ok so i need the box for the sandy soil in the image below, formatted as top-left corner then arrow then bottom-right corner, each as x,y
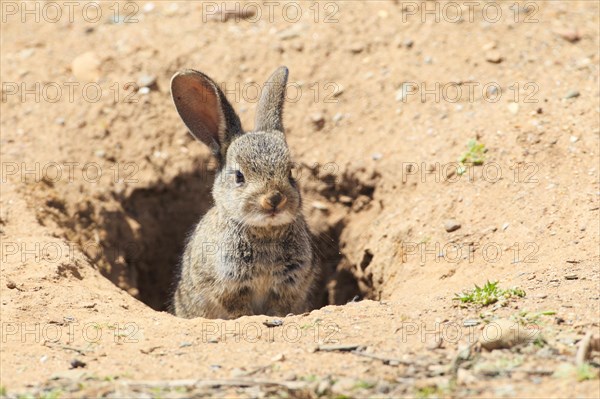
1,1 -> 599,397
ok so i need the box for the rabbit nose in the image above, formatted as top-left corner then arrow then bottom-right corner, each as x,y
261,191 -> 286,210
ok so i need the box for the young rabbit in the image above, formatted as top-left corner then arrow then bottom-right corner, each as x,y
170,66 -> 316,319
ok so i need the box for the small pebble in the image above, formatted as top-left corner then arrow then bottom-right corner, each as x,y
444,219 -> 461,233
371,153 -> 383,161
564,90 -> 580,99
507,103 -> 519,115
349,43 -> 365,54
137,74 -> 157,89
339,195 -> 353,205
564,274 -> 578,280
311,201 -> 329,211
142,2 -> 155,12
310,113 -> 325,131
463,319 -> 480,327
555,28 -> 581,43
263,319 -> 283,327
271,353 -> 285,362
485,51 -> 503,63
70,359 -> 86,369
502,222 -> 510,231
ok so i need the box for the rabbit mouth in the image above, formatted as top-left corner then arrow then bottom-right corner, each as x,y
245,210 -> 295,227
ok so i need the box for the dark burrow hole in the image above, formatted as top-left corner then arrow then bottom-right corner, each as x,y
98,162 -> 367,312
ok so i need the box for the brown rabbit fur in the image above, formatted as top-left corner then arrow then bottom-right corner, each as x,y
170,67 -> 316,319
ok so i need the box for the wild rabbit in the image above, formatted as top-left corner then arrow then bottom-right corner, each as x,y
170,66 -> 316,319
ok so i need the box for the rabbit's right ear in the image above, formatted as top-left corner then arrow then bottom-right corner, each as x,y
171,70 -> 243,161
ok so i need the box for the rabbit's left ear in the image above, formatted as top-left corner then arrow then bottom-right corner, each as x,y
254,66 -> 289,133
171,69 -> 243,162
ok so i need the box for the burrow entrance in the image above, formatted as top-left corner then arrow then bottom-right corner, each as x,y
52,160 -> 379,312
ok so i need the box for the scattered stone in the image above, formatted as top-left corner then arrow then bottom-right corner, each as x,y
332,112 -> 344,123
482,41 -> 497,51
6,279 -> 16,289
480,319 -> 537,351
179,342 -> 192,348
20,48 -> 35,59
349,43 -> 365,54
317,344 -> 361,352
570,136 -> 579,143
138,87 -> 151,95
137,74 -> 157,90
371,152 -> 383,161
310,113 -> 325,131
564,274 -> 578,280
311,201 -> 329,211
55,117 -> 65,126
403,38 -> 414,48
271,353 -> 285,362
338,195 -> 353,205
555,28 -> 581,43
502,222 -> 510,231
263,319 -> 283,327
564,90 -> 580,99
277,25 -> 302,40
142,2 -> 155,13
485,51 -> 503,63
444,219 -> 461,233
230,368 -> 246,377
463,319 -> 480,327
395,83 -> 413,102
72,52 -> 101,81
507,103 -> 519,115
69,359 -> 86,369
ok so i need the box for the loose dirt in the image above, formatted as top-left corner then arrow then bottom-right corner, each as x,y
1,1 -> 599,397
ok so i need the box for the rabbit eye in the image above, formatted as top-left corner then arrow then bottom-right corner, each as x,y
235,170 -> 245,185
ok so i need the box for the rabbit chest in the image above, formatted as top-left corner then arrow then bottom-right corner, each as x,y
216,232 -> 310,308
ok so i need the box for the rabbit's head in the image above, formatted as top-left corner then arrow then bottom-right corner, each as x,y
171,67 -> 301,227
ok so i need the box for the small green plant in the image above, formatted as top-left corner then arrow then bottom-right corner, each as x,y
457,139 -> 486,175
0,386 -> 6,396
301,375 -> 318,382
38,389 -> 62,399
577,364 -> 599,381
354,380 -> 375,390
415,386 -> 443,398
454,280 -> 525,306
